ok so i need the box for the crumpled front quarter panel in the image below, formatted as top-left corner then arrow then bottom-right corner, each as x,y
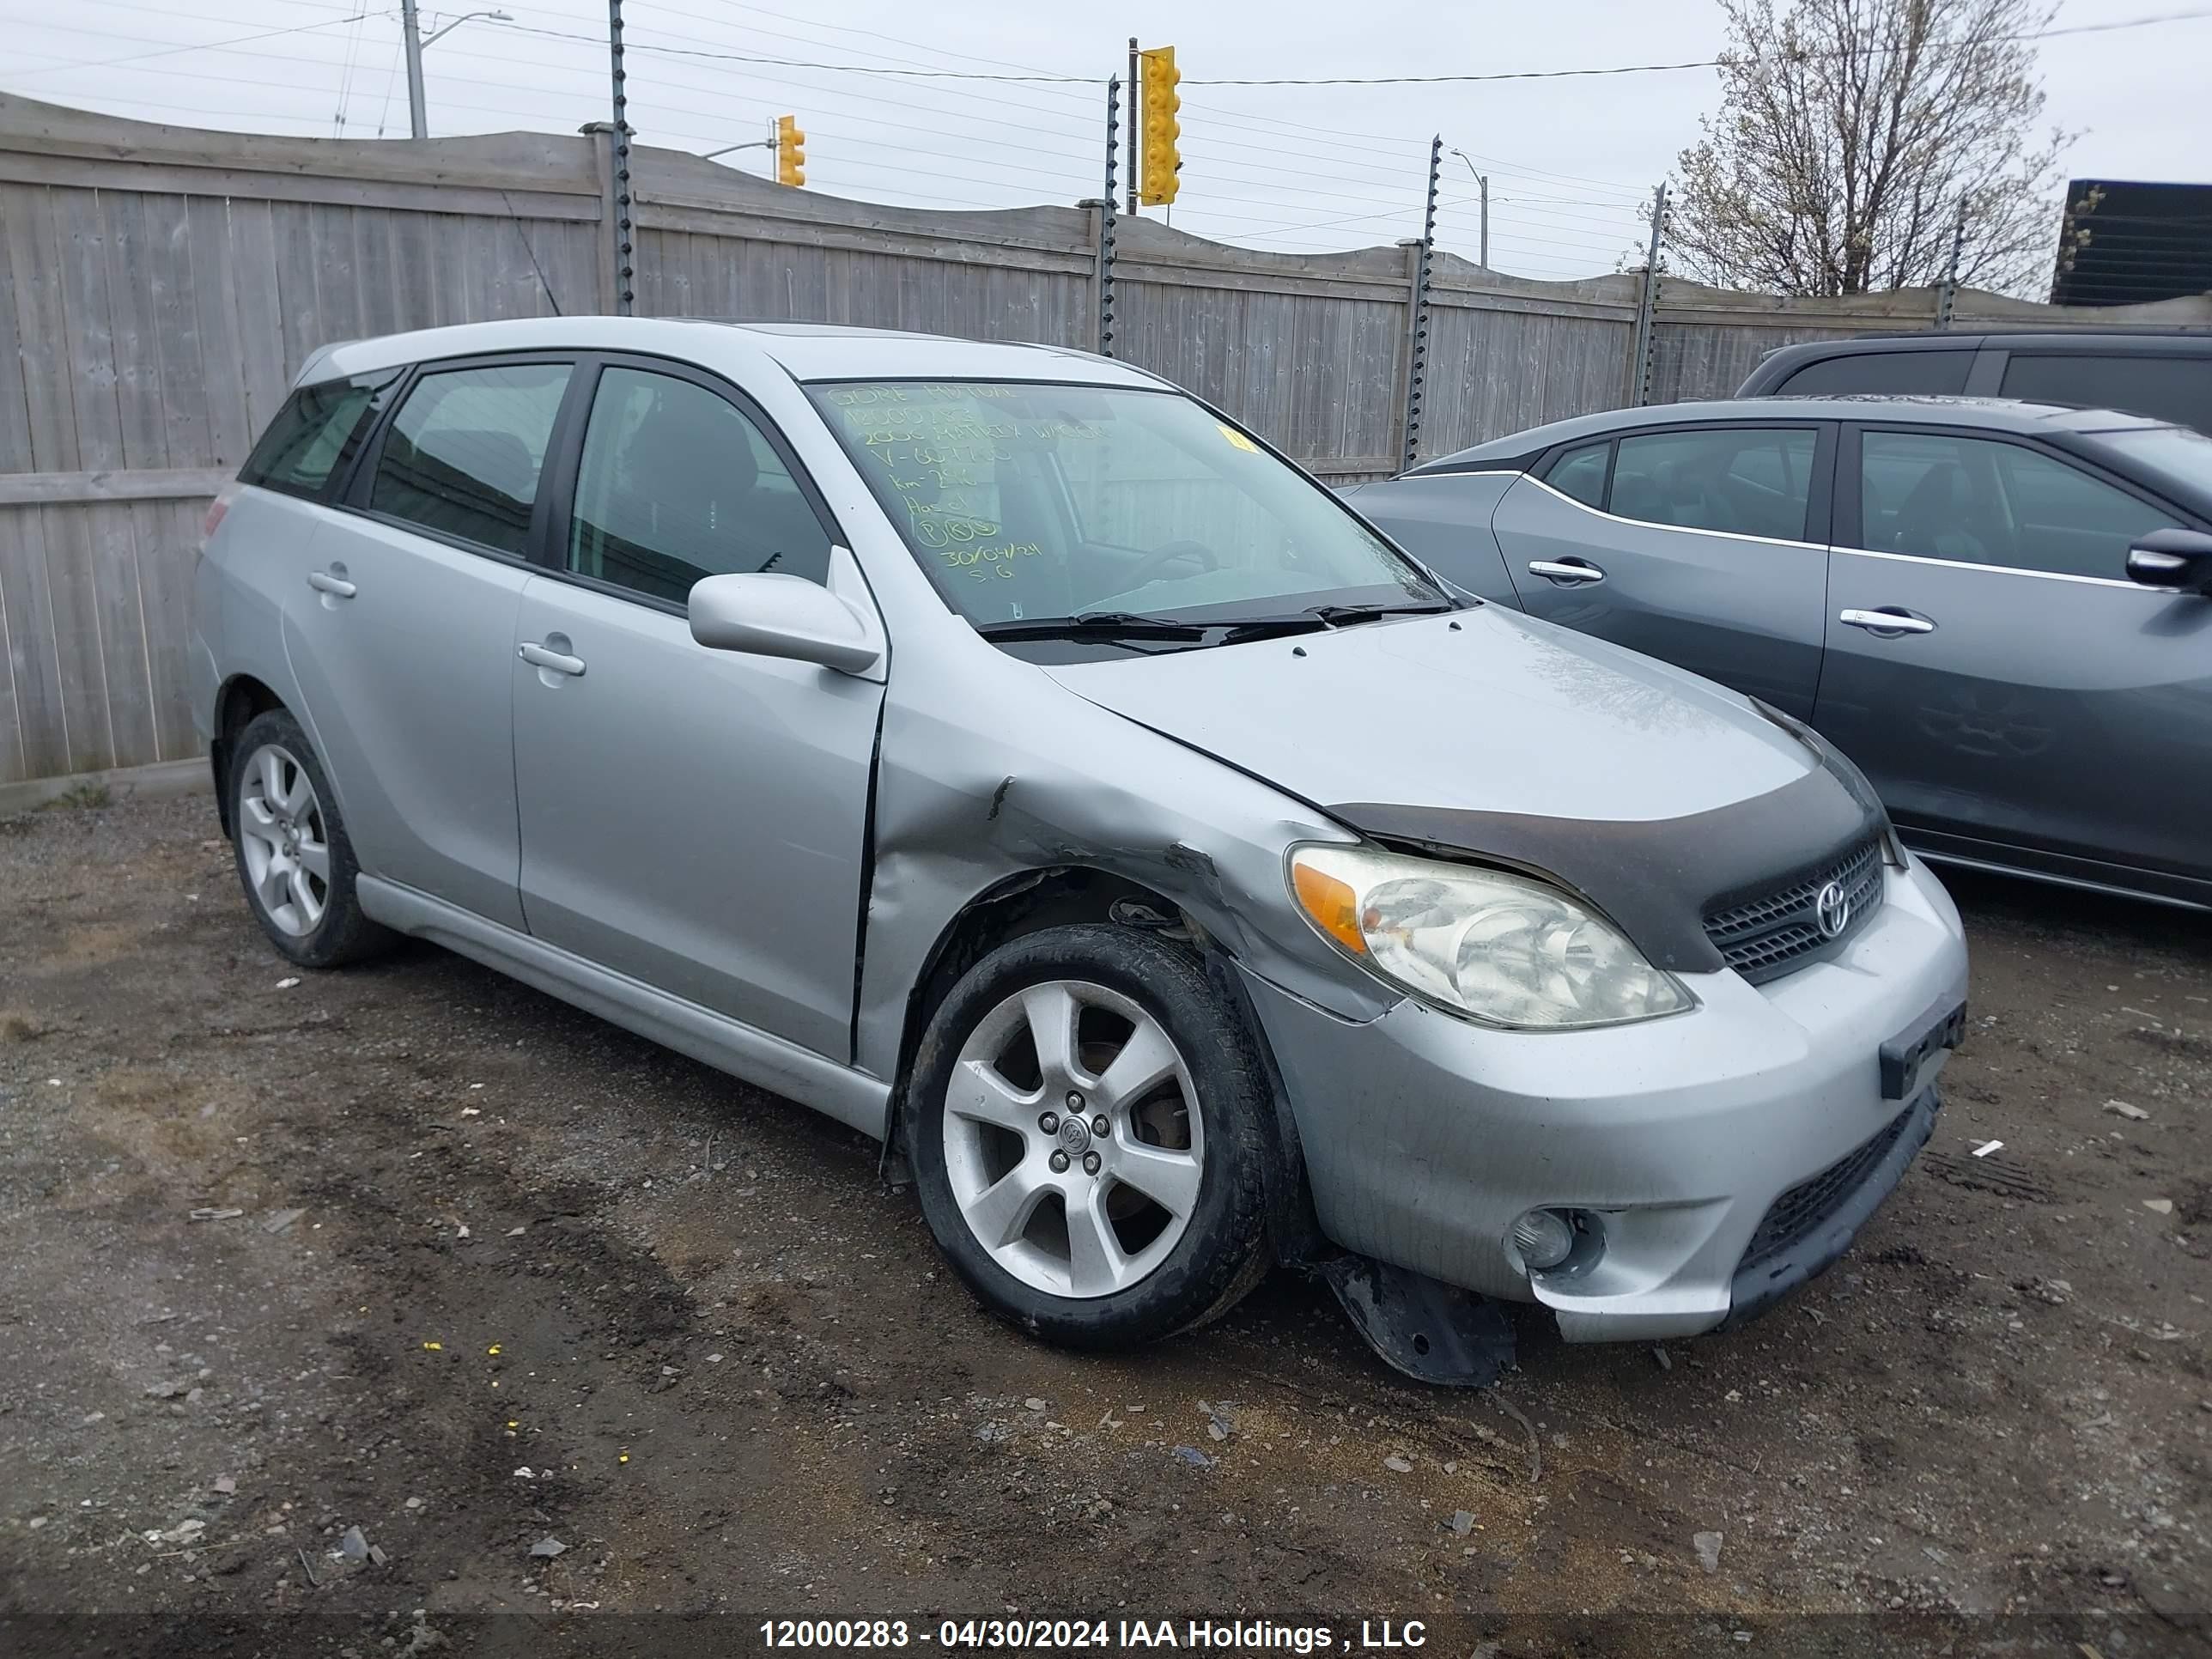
854,639 -> 1389,1086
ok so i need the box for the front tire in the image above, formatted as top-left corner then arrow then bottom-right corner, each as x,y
228,709 -> 393,969
905,923 -> 1274,1350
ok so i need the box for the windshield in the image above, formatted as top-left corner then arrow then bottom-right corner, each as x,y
2094,423 -> 2212,502
807,380 -> 1441,629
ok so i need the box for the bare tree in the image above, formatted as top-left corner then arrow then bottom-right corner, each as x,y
1670,0 -> 2071,298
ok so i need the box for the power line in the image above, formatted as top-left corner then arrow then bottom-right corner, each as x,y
1178,7 -> 2212,83
4,9 -> 375,78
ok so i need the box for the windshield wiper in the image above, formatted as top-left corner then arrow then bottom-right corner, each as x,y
1211,600 -> 1458,645
975,610 -> 1212,642
1304,600 -> 1459,626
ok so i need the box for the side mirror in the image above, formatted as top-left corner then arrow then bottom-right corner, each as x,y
2126,527 -> 2212,595
689,562 -> 884,675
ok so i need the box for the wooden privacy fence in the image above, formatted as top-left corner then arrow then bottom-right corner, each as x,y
2,93 -> 2208,790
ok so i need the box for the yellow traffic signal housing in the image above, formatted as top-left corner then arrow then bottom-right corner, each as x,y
1138,46 -> 1180,206
775,114 -> 806,187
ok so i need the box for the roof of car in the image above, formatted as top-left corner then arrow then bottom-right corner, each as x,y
1760,328 -> 2212,352
305,315 -> 1169,392
1413,395 -> 2179,473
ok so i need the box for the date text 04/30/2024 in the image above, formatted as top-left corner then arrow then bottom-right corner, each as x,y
758,1619 -> 1431,1650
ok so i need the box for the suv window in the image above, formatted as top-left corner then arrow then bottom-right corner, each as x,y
1775,349 -> 1972,396
1544,441 -> 1609,508
568,367 -> 835,604
369,362 -> 572,556
240,376 -> 384,498
1609,428 -> 1816,540
1999,354 -> 2212,434
1859,430 -> 2169,579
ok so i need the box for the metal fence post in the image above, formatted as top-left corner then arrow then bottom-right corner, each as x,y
1395,135 -> 1442,475
1935,201 -> 1966,330
607,0 -> 635,315
1630,181 -> 1667,405
1093,76 -> 1121,357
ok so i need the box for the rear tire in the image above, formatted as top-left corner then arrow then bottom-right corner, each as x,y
228,709 -> 394,969
905,923 -> 1274,1350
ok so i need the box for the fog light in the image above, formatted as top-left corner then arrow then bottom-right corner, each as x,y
1511,1208 -> 1578,1272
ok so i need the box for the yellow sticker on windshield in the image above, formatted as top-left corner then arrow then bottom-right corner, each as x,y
1218,423 -> 1261,453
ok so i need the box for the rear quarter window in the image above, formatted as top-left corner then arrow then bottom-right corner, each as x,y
238,376 -> 386,499
1776,349 -> 1973,396
1999,354 -> 2212,434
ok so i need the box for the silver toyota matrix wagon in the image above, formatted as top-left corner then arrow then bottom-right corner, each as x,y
191,319 -> 1969,1379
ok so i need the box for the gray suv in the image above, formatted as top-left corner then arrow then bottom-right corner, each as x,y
192,319 -> 1968,1372
1347,397 -> 2212,912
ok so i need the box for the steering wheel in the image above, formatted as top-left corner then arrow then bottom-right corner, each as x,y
1125,538 -> 1222,589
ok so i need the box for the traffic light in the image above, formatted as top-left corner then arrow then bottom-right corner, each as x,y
775,114 -> 805,187
1138,46 -> 1180,207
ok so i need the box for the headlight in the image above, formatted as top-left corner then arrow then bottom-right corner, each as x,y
1289,843 -> 1692,1030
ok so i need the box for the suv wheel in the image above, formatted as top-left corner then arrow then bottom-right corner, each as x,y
228,709 -> 394,969
906,924 -> 1273,1349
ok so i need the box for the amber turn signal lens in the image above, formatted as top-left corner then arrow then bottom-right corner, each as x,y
1292,860 -> 1368,957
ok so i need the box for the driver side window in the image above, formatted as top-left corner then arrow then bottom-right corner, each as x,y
1858,431 -> 2167,580
568,367 -> 834,605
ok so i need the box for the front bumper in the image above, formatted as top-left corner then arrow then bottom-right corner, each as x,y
1241,855 -> 1969,1342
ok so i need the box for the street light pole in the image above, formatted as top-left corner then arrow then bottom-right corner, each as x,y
399,0 -> 429,140
398,8 -> 512,139
1449,149 -> 1490,269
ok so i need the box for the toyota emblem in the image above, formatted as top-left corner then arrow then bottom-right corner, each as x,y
1814,879 -> 1851,940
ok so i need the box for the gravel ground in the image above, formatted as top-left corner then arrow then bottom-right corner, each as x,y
0,793 -> 2206,1658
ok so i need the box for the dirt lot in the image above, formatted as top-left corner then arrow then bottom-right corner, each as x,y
0,793 -> 2206,1658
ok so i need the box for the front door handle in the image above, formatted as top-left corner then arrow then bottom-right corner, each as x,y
1528,557 -> 1606,586
307,570 -> 356,599
518,641 -> 586,678
1839,606 -> 1936,636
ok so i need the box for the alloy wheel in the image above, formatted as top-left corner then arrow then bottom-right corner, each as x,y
941,979 -> 1205,1299
237,743 -> 331,938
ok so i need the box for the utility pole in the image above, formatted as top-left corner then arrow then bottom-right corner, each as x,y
1125,38 -> 1140,218
399,0 -> 429,140
1935,200 -> 1967,329
1630,181 -> 1667,406
608,0 -> 634,314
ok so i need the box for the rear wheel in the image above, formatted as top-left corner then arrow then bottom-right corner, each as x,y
228,709 -> 393,969
905,924 -> 1273,1349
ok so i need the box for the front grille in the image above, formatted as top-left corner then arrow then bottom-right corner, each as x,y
1703,836 -> 1885,984
1741,1109 -> 1912,1273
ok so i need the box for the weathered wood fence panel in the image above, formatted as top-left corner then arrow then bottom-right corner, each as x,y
3,93 -> 2209,787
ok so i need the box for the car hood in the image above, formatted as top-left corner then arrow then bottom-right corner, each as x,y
1042,606 -> 1887,975
1041,605 -> 1814,823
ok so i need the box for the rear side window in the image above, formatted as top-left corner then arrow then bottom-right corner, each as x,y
370,362 -> 573,556
239,377 -> 382,499
1999,354 -> 2212,434
1544,441 -> 1610,508
1609,428 -> 1817,541
1776,349 -> 1972,396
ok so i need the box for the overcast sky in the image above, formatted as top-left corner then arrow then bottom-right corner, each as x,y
3,0 -> 2206,283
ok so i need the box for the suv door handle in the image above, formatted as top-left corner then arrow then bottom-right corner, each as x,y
307,570 -> 356,599
1528,557 -> 1606,585
1839,606 -> 1936,636
518,641 -> 586,678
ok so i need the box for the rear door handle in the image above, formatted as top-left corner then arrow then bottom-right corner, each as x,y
1528,558 -> 1606,585
1839,606 -> 1936,636
518,641 -> 586,678
307,570 -> 356,599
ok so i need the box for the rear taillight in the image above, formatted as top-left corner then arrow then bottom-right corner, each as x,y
202,483 -> 240,544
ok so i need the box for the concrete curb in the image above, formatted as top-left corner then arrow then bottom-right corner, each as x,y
0,756 -> 213,818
